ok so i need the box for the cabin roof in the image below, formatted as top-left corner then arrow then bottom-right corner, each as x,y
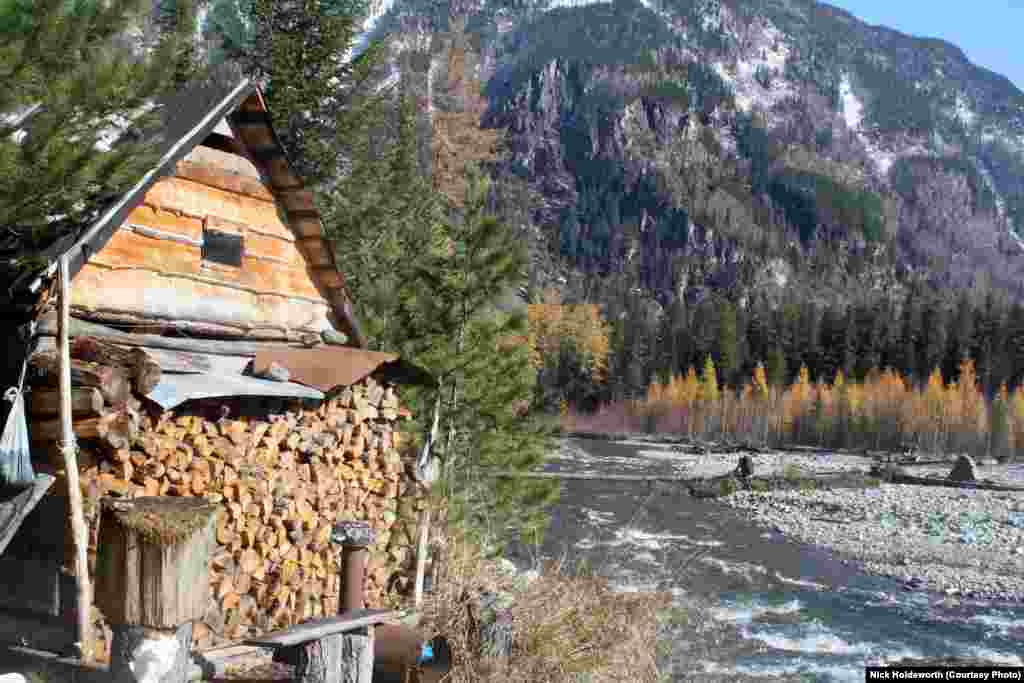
0,73 -> 365,348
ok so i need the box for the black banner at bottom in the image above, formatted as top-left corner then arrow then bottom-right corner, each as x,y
865,667 -> 1024,681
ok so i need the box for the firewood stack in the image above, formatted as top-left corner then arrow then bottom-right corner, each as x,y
24,341 -> 425,653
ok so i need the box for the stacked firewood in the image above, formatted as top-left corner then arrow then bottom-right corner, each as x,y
24,340 -> 425,651
26,336 -> 158,453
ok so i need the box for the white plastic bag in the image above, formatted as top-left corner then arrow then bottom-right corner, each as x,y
0,362 -> 35,487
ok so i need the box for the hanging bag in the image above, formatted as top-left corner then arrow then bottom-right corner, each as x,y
0,358 -> 35,488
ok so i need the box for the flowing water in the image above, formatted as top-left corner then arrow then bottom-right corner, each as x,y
505,438 -> 1024,682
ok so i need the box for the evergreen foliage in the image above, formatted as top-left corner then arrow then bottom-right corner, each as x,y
0,0 -> 187,277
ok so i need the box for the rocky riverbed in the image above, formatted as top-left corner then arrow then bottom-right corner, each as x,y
719,458 -> 1024,603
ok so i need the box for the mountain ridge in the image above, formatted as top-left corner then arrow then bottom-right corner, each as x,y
354,0 -> 1024,309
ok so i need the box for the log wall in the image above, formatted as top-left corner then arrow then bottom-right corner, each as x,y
29,376 -> 426,658
70,145 -> 336,340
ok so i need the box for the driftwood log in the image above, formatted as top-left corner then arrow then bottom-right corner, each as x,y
871,466 -> 1024,492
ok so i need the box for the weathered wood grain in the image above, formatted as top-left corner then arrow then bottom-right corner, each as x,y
141,177 -> 292,241
95,500 -> 216,628
71,337 -> 161,396
28,388 -> 104,417
88,228 -> 324,300
69,266 -> 332,337
36,313 -> 330,358
29,351 -> 131,405
244,610 -> 397,649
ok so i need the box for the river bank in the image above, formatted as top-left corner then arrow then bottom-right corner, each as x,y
712,456 -> 1024,603
515,436 -> 1024,680
557,433 -> 1024,603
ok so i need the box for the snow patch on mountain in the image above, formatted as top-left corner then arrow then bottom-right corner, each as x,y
840,76 -> 863,131
712,21 -> 794,118
954,93 -> 977,127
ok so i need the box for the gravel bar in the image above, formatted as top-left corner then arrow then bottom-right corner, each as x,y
718,458 -> 1024,602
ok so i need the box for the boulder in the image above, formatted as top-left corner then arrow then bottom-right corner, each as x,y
736,455 -> 754,479
947,455 -> 977,482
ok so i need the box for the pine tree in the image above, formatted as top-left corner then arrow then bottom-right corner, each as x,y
716,299 -> 739,388
766,345 -> 788,388
1,0 -> 185,279
243,0 -> 388,187
385,167 -> 559,550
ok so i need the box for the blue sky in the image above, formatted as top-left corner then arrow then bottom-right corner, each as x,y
824,0 -> 1024,92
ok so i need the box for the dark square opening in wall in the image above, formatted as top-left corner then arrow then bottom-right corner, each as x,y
202,228 -> 244,267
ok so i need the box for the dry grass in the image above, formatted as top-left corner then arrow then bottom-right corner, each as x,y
418,539 -> 670,683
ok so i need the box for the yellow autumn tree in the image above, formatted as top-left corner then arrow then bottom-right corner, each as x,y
698,355 -> 720,402
527,289 -> 611,409
752,362 -> 770,400
431,14 -> 504,208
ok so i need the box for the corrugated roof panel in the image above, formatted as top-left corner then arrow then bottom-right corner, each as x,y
145,372 -> 324,410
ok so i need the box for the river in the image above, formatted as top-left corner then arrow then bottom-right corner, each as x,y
504,438 -> 1024,682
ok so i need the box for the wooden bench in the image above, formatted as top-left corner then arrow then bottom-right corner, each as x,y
244,608 -> 399,683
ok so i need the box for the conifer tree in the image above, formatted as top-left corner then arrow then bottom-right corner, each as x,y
384,167 -> 559,551
716,299 -> 739,388
1,0 -> 186,279
766,345 -> 788,388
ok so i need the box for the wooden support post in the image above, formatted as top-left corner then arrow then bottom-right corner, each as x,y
58,255 -> 94,662
95,497 -> 216,683
413,509 -> 430,610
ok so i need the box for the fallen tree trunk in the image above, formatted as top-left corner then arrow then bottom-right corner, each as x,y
880,470 -> 1024,492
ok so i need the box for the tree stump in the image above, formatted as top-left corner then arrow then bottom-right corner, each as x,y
95,497 -> 216,683
293,626 -> 373,683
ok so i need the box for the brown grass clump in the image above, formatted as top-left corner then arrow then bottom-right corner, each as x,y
418,540 -> 670,683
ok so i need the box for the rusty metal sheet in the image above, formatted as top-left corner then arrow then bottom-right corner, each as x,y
252,347 -> 397,391
146,372 -> 324,410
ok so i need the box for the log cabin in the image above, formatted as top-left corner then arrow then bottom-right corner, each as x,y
0,74 -> 434,660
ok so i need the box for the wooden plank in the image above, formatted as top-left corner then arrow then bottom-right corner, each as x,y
176,159 -> 271,199
125,205 -> 204,241
0,475 -> 55,557
142,177 -> 292,241
35,336 -> 216,374
243,609 -> 398,649
88,228 -> 323,299
69,266 -> 332,335
35,313 -> 329,358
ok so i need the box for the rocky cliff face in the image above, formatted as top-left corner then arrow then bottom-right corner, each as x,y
366,0 -> 1024,307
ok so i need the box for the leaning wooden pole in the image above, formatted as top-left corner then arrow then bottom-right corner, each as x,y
58,255 -> 93,661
